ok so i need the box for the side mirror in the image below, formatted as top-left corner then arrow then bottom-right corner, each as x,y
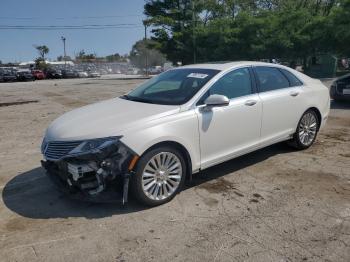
204,94 -> 229,107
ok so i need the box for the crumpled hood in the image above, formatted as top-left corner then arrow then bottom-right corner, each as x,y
45,97 -> 179,141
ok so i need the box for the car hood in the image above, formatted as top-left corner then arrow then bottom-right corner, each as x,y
45,97 -> 179,141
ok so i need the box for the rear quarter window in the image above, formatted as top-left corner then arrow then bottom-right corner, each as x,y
280,69 -> 303,87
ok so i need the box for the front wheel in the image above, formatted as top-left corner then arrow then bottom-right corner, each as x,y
130,146 -> 186,206
289,109 -> 319,149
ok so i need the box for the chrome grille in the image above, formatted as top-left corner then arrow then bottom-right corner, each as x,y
44,141 -> 82,161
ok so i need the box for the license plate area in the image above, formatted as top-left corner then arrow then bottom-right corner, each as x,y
343,88 -> 350,95
67,162 -> 96,181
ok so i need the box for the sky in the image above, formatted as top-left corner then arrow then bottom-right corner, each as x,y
0,0 -> 147,63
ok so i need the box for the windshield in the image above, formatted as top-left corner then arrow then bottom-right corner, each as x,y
122,68 -> 220,105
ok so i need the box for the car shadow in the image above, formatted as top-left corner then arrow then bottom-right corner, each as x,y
331,100 -> 350,110
184,142 -> 292,189
1,167 -> 147,219
2,143 -> 293,220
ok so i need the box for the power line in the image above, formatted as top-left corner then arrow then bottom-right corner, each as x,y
0,14 -> 143,20
0,23 -> 143,30
0,26 -> 143,30
0,23 -> 140,27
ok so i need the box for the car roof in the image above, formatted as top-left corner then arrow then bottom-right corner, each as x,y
179,61 -> 315,85
180,61 -> 281,70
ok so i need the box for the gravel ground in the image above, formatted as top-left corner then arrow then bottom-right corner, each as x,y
0,76 -> 349,262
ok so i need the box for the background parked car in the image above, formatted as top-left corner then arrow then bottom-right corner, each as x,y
16,70 -> 35,81
72,70 -> 80,78
99,69 -> 108,75
149,66 -> 162,75
77,71 -> 88,78
330,73 -> 350,101
32,70 -> 45,80
0,68 -> 17,82
45,69 -> 62,79
87,71 -> 101,78
61,69 -> 77,78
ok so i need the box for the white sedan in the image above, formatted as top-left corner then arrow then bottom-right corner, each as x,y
41,62 -> 330,206
77,71 -> 88,78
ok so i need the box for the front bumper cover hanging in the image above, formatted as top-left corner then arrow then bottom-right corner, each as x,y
41,140 -> 138,204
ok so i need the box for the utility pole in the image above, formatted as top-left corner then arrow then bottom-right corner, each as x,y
61,36 -> 66,68
143,20 -> 149,76
192,0 -> 196,64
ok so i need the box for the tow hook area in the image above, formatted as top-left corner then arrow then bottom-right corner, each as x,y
66,162 -> 110,195
41,143 -> 138,204
67,162 -> 109,195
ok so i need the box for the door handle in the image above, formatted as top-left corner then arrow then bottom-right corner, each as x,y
244,100 -> 257,106
290,91 -> 299,97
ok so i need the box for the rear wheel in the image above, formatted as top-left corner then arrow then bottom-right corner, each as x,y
130,146 -> 186,206
289,109 -> 319,149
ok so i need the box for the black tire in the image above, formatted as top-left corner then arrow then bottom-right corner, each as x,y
130,146 -> 187,206
288,109 -> 319,150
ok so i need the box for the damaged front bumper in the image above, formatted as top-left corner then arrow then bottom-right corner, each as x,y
41,140 -> 137,204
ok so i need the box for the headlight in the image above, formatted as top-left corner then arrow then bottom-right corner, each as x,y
69,136 -> 122,155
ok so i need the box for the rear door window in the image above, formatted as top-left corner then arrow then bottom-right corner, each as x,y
255,66 -> 290,92
280,69 -> 303,87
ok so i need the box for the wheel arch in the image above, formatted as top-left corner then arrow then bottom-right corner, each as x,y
306,107 -> 322,130
140,141 -> 193,179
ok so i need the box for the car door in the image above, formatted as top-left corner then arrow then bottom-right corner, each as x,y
195,67 -> 263,169
337,76 -> 350,96
254,66 -> 305,144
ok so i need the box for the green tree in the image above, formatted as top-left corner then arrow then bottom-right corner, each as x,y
144,0 -> 199,64
105,53 -> 121,62
34,45 -> 49,59
35,57 -> 49,70
144,0 -> 343,65
330,0 -> 350,56
105,53 -> 129,62
75,50 -> 97,62
129,39 -> 167,69
57,55 -> 72,61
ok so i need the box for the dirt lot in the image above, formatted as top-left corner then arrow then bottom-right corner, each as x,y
0,77 -> 349,262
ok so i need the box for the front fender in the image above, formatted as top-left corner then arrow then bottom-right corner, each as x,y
120,110 -> 201,172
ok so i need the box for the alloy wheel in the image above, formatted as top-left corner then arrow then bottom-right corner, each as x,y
298,112 -> 317,146
141,152 -> 183,201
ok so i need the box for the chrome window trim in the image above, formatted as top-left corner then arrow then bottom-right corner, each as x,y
252,65 -> 305,94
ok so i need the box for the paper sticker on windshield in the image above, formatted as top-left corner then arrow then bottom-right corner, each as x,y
187,73 -> 208,79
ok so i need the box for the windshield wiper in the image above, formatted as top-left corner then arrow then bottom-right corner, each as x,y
121,95 -> 155,104
121,94 -> 131,100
